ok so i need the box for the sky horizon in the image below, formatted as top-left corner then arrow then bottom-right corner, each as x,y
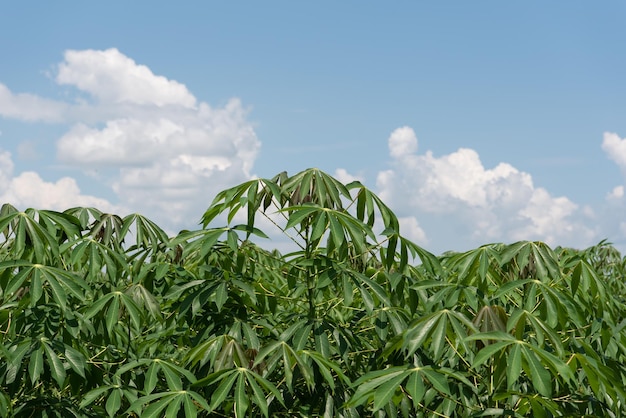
2,2 -> 626,255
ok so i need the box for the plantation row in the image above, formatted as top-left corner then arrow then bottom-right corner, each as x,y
0,168 -> 624,417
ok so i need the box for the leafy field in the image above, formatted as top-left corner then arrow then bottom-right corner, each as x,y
0,168 -> 624,417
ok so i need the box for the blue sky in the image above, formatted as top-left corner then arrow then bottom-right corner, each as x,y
1,1 -> 626,254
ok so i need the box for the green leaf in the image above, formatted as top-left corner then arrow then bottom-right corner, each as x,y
183,394 -> 198,418
507,343 -> 522,389
421,367 -> 451,396
160,361 -> 184,391
302,350 -> 350,386
105,296 -> 120,335
164,395 -> 183,418
28,346 -> 44,384
283,206 -> 319,230
64,345 -> 86,378
373,372 -> 407,411
188,390 -> 211,412
2,262 -> 32,296
235,373 -> 250,418
145,361 -> 158,394
521,345 -> 551,397
43,342 -> 66,387
349,367 -> 408,408
80,386 -> 112,409
215,282 -> 228,312
429,313 -> 448,360
141,395 -> 173,418
405,370 -> 426,407
209,371 -> 239,412
105,388 -> 122,417
403,312 -> 441,355
247,374 -> 269,417
472,340 -> 518,368
291,322 -> 311,352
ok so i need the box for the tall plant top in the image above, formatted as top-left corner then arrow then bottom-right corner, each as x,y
0,168 -> 624,417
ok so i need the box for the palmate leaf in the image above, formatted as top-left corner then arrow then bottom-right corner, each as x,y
468,332 -> 573,397
525,279 -> 583,328
86,212 -> 125,247
122,213 -> 170,248
567,258 -> 609,307
43,342 -> 66,387
185,335 -> 246,372
521,345 -> 551,397
499,241 -> 561,282
171,227 -> 233,263
28,345 -> 44,384
402,309 -> 477,360
37,209 -> 83,243
134,358 -> 198,394
125,283 -> 162,322
347,365 -> 457,413
0,210 -> 61,263
201,177 -> 282,231
128,390 -> 210,418
282,168 -> 352,210
83,290 -> 143,336
443,244 -> 501,290
62,237 -> 127,284
64,345 -> 86,379
0,260 -> 88,309
193,367 -> 284,418
567,348 -> 626,406
507,309 -> 565,356
252,340 -> 315,391
64,206 -> 103,230
302,350 -> 351,389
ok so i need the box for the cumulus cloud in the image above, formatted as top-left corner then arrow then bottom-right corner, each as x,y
607,185 -> 624,200
0,149 -> 14,190
388,126 -> 418,159
0,83 -> 67,122
602,132 -> 626,171
57,48 -> 197,108
0,148 -> 116,212
1,172 -> 117,212
398,216 -> 428,245
0,48 -> 260,232
377,127 -> 596,252
334,168 -> 363,184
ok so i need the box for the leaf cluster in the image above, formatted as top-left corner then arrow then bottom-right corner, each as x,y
0,169 -> 624,417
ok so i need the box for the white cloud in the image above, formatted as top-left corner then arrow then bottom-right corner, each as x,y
398,216 -> 428,245
513,188 -> 580,244
0,83 -> 67,122
334,168 -> 363,184
1,172 -> 117,212
0,148 -> 116,212
388,126 -> 418,159
0,149 -> 14,190
0,49 -> 261,232
602,132 -> 626,171
57,48 -> 197,108
377,127 -> 596,251
607,185 -> 624,200
57,118 -> 186,167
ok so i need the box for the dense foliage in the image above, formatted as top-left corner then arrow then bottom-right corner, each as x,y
0,168 -> 624,417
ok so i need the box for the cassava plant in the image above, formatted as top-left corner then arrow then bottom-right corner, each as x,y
0,168 -> 623,417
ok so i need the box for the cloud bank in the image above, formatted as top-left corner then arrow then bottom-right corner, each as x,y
0,48 -> 260,232
376,127 -> 598,252
1,49 -> 625,253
